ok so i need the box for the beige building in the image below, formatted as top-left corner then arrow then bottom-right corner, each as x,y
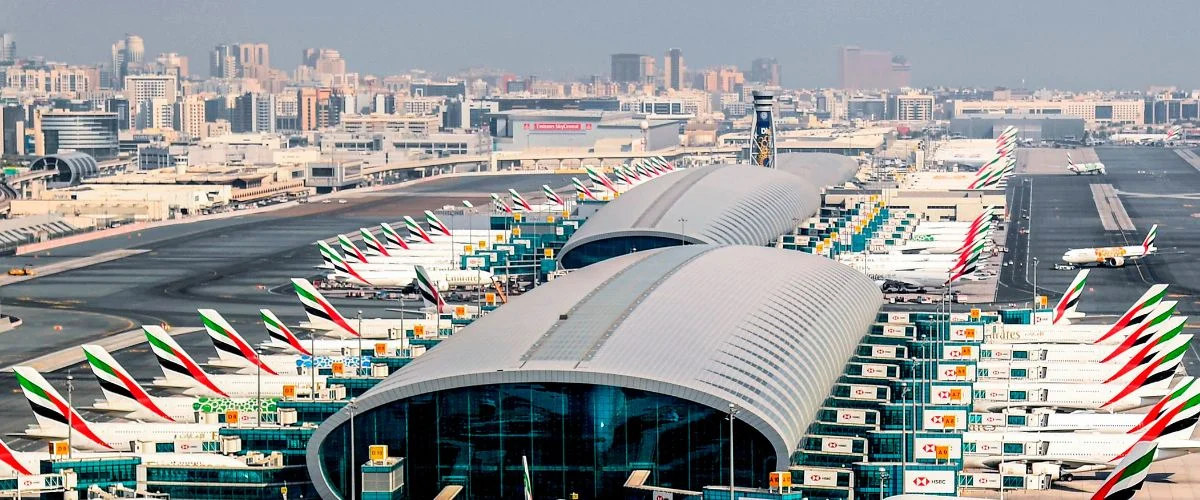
892,93 -> 934,121
5,65 -> 98,94
340,114 -> 440,135
951,99 -> 1143,126
178,95 -> 206,138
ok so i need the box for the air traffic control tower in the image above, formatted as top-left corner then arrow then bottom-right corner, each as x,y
751,90 -> 777,168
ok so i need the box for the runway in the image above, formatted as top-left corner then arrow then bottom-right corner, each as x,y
997,146 -> 1200,374
0,173 -> 572,448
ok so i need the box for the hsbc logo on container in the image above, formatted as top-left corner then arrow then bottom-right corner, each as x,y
849,385 -> 878,400
821,437 -> 855,453
871,345 -> 898,358
861,363 -> 888,378
837,409 -> 867,425
881,325 -> 908,337
914,437 -> 962,459
922,410 -> 967,430
801,469 -> 839,487
904,470 -> 955,494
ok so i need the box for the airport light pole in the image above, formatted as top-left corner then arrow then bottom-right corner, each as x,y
728,402 -> 739,500
900,382 -> 907,473
256,348 -> 262,425
1032,257 -> 1039,312
678,218 -> 687,247
878,467 -> 888,500
66,373 -> 73,459
356,310 -> 363,376
348,397 -> 357,500
310,328 -> 318,401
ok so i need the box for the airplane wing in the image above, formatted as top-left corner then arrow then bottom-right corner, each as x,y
977,455 -> 1110,471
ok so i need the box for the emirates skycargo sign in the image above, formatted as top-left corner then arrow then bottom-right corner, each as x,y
525,122 -> 592,132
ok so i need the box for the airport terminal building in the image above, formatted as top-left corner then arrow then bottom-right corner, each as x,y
307,245 -> 883,499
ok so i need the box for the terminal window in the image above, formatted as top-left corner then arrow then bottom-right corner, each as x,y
1095,106 -> 1114,120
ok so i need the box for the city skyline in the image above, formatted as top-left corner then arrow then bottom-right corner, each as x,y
6,0 -> 1200,90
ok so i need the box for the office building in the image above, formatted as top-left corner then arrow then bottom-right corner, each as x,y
699,66 -> 744,94
1,33 -> 14,63
409,81 -> 465,98
154,52 -> 189,79
5,65 -> 97,93
749,57 -> 781,86
0,106 -> 25,156
890,93 -> 935,121
839,46 -> 911,90
33,110 -> 119,160
610,53 -> 655,84
110,34 -> 144,89
950,99 -> 1144,126
663,48 -> 685,90
238,43 -> 270,79
177,95 -> 206,138
339,114 -> 440,135
232,92 -> 277,133
124,74 -> 177,129
297,87 -> 340,131
210,44 -> 237,79
105,98 -> 130,130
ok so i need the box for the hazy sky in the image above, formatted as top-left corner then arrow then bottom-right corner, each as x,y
7,0 -> 1198,90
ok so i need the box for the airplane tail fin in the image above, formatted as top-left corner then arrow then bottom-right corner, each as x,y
0,439 -> 32,475
1102,301 -> 1178,363
1095,284 -> 1169,345
1098,442 -> 1157,499
291,278 -> 359,337
404,215 -> 434,243
337,234 -> 370,264
1128,377 -> 1199,436
571,179 -> 597,201
508,188 -> 533,211
261,309 -> 311,356
415,265 -> 447,314
1102,329 -> 1187,408
585,166 -> 618,193
1142,224 -> 1158,254
380,223 -> 410,250
491,192 -> 514,214
317,240 -> 369,285
82,344 -> 176,423
1053,269 -> 1089,324
144,325 -> 229,397
12,366 -> 112,449
198,309 -> 278,375
543,185 -> 565,206
360,228 -> 391,257
424,210 -> 452,237
1067,152 -> 1075,168
1105,317 -> 1187,381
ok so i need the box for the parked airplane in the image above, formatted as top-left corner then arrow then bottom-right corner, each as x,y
1066,152 -> 1107,175
12,367 -> 223,452
291,278 -> 441,339
83,344 -> 272,424
1110,125 -> 1183,146
1090,442 -> 1157,500
1052,269 -> 1089,324
0,439 -> 249,478
963,388 -> 1200,480
968,379 -> 1197,435
144,326 -> 325,398
573,177 -> 599,201
1062,225 -> 1158,267
258,308 -> 410,355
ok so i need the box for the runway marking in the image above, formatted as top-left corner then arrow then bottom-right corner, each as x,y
1090,183 -> 1136,231
0,248 -> 150,287
1176,149 -> 1200,173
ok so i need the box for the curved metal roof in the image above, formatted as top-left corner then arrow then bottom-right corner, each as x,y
30,152 -> 99,186
776,152 -> 862,189
558,164 -> 819,265
307,244 -> 883,497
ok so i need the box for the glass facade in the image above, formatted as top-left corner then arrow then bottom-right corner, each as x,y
318,383 -> 776,499
560,236 -> 686,269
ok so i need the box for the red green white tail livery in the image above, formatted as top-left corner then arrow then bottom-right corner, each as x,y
380,223 -> 410,250
83,344 -> 178,423
14,366 -> 112,450
145,325 -> 230,397
292,278 -> 360,337
1053,269 -> 1090,324
414,265 -> 446,313
543,185 -> 565,206
572,178 -> 597,201
261,308 -> 311,355
404,215 -> 434,244
338,234 -> 369,264
424,210 -> 452,237
199,308 -> 279,375
508,188 -> 533,211
360,228 -> 390,256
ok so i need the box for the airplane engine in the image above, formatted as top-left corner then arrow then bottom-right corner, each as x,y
1105,256 -> 1125,267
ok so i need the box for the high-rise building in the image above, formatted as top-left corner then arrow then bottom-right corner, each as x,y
297,87 -> 334,131
155,53 -> 189,79
105,97 -> 130,130
5,65 -> 96,93
210,44 -> 237,79
110,34 -> 145,89
147,97 -> 173,130
889,93 -> 934,121
32,110 -> 119,160
232,92 -> 276,133
0,33 -> 15,63
177,95 -> 206,138
124,74 -> 177,129
838,46 -> 911,90
314,50 -> 346,76
0,106 -> 26,157
700,66 -> 745,94
611,54 -> 656,84
749,58 -> 781,86
663,48 -> 685,90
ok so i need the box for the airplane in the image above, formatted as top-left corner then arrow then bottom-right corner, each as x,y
1062,224 -> 1158,267
1110,125 -> 1183,146
892,208 -> 997,254
291,278 -> 441,339
323,238 -> 462,267
403,213 -> 500,244
585,165 -> 620,194
968,382 -> 1196,436
144,325 -> 326,398
543,185 -> 566,206
11,367 -> 223,452
198,309 -> 367,375
969,344 -> 1184,413
322,249 -> 494,290
957,305 -> 1178,365
963,384 -> 1200,481
0,438 -> 252,478
981,290 -> 1172,346
82,344 -> 273,425
865,235 -> 988,289
258,308 -> 411,355
572,177 -> 599,201
1066,152 -> 1107,175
